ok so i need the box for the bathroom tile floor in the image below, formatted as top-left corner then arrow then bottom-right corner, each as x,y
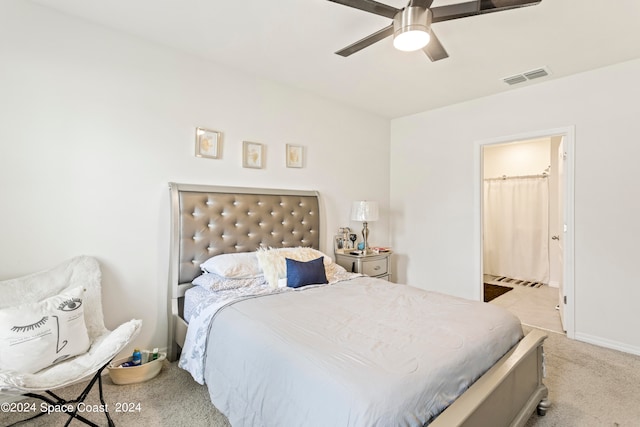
486,278 -> 564,334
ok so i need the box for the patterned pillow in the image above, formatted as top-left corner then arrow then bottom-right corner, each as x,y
0,286 -> 90,374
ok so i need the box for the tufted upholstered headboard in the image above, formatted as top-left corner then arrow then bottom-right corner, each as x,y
167,182 -> 320,360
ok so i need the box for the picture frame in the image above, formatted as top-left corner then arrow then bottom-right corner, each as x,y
195,127 -> 221,159
286,144 -> 303,168
243,141 -> 264,169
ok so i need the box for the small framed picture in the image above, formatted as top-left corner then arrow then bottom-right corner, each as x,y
286,144 -> 303,168
195,127 -> 221,159
243,141 -> 264,169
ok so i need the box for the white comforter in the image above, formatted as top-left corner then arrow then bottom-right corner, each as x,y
179,269 -> 357,384
181,277 -> 523,426
179,280 -> 287,384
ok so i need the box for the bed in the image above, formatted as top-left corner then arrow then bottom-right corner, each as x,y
167,182 -> 549,426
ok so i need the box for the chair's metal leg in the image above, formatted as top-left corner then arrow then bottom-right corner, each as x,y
11,361 -> 115,427
18,392 -> 98,427
98,368 -> 116,427
5,405 -> 48,426
46,389 -> 65,401
63,362 -> 110,427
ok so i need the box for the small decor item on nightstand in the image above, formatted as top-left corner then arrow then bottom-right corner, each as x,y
335,227 -> 353,252
349,233 -> 357,248
371,246 -> 391,254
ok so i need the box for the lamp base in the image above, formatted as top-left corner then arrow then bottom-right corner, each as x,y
362,221 -> 370,254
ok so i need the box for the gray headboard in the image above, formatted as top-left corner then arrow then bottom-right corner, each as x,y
167,182 -> 320,360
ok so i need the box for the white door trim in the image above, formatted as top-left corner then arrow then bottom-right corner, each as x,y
473,126 -> 575,339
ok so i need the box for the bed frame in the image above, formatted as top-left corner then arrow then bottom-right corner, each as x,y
167,182 -> 321,362
167,182 -> 549,426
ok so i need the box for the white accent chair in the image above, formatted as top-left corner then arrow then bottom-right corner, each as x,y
0,256 -> 142,426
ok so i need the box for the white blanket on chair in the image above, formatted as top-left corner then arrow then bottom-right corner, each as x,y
0,256 -> 142,394
0,256 -> 108,339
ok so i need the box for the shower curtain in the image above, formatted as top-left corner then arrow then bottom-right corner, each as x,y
483,176 -> 549,284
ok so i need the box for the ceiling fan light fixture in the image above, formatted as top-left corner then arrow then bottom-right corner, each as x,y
394,30 -> 430,52
393,7 -> 432,52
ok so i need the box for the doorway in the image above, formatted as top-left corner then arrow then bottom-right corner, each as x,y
476,127 -> 575,338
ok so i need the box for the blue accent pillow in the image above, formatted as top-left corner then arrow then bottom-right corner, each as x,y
285,256 -> 328,289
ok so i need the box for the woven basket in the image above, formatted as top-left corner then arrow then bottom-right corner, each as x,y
107,352 -> 166,385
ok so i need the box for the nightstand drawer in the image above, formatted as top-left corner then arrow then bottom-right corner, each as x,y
361,258 -> 388,276
334,251 -> 392,280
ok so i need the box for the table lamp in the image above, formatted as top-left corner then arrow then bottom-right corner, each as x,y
351,201 -> 379,254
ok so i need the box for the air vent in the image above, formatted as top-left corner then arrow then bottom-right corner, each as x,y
502,67 -> 551,86
503,75 -> 527,85
523,68 -> 549,80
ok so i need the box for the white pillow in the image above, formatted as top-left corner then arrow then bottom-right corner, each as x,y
0,286 -> 90,374
192,272 -> 267,291
256,247 -> 333,288
199,252 -> 263,278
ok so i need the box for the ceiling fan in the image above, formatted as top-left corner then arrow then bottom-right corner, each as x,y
328,0 -> 542,61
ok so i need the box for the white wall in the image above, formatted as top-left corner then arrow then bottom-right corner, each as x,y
483,138 -> 550,178
391,58 -> 640,354
0,1 -> 390,355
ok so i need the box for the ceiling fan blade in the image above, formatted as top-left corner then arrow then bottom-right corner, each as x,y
432,0 -> 541,23
423,30 -> 449,61
408,0 -> 435,8
431,1 -> 480,22
335,24 -> 394,57
479,0 -> 543,14
327,0 -> 400,19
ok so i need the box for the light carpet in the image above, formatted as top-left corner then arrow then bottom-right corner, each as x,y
3,328 -> 639,426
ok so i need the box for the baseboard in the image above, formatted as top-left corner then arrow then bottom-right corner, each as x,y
547,281 -> 559,288
575,332 -> 640,356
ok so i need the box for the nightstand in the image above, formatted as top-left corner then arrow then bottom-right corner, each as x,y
334,251 -> 392,281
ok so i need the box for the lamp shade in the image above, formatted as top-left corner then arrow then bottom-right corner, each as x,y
351,201 -> 379,222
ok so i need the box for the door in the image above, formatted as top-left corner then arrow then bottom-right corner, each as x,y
556,138 -> 566,331
476,126 -> 574,338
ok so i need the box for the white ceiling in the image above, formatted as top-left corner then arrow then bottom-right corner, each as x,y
29,0 -> 640,118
